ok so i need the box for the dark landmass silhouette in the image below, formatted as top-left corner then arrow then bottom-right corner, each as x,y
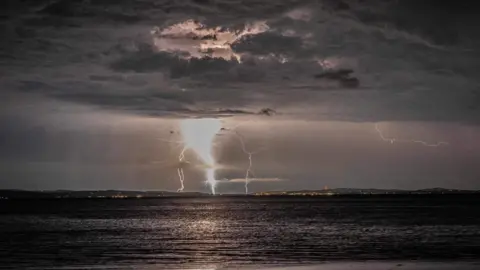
0,188 -> 478,199
254,188 -> 480,196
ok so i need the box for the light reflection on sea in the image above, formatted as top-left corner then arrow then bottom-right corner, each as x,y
0,196 -> 479,269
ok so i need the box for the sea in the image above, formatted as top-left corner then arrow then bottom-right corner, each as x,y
0,196 -> 479,269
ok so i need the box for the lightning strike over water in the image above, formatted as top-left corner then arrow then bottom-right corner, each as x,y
375,123 -> 449,147
176,167 -> 185,192
205,168 -> 216,195
234,130 -> 266,194
179,119 -> 221,194
176,147 -> 187,192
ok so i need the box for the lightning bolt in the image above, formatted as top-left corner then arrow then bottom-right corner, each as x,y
219,119 -> 271,194
177,168 -> 185,191
233,130 -> 267,194
235,131 -> 254,194
375,123 -> 449,147
154,134 -> 190,193
176,146 -> 187,192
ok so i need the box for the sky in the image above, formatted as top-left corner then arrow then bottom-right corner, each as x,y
0,0 -> 479,192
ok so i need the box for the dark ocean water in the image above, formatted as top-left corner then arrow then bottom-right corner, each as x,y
0,196 -> 479,269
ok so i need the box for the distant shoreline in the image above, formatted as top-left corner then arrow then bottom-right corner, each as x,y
0,188 -> 478,200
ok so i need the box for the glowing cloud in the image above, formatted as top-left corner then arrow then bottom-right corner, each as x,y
151,19 -> 270,62
180,118 -> 221,194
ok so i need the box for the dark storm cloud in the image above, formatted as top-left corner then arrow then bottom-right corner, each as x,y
232,32 -> 304,56
1,0 -> 479,122
314,68 -> 360,89
110,50 -> 237,76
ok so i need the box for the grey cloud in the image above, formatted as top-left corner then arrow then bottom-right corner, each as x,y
56,93 -> 180,108
314,68 -> 360,88
109,50 -> 177,73
169,57 -> 238,79
232,32 -> 304,56
110,49 -> 238,77
258,108 -> 277,116
216,108 -> 254,115
214,108 -> 276,116
108,45 -> 272,85
17,80 -> 54,93
88,74 -> 125,82
319,1 -> 480,48
157,107 -> 275,119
